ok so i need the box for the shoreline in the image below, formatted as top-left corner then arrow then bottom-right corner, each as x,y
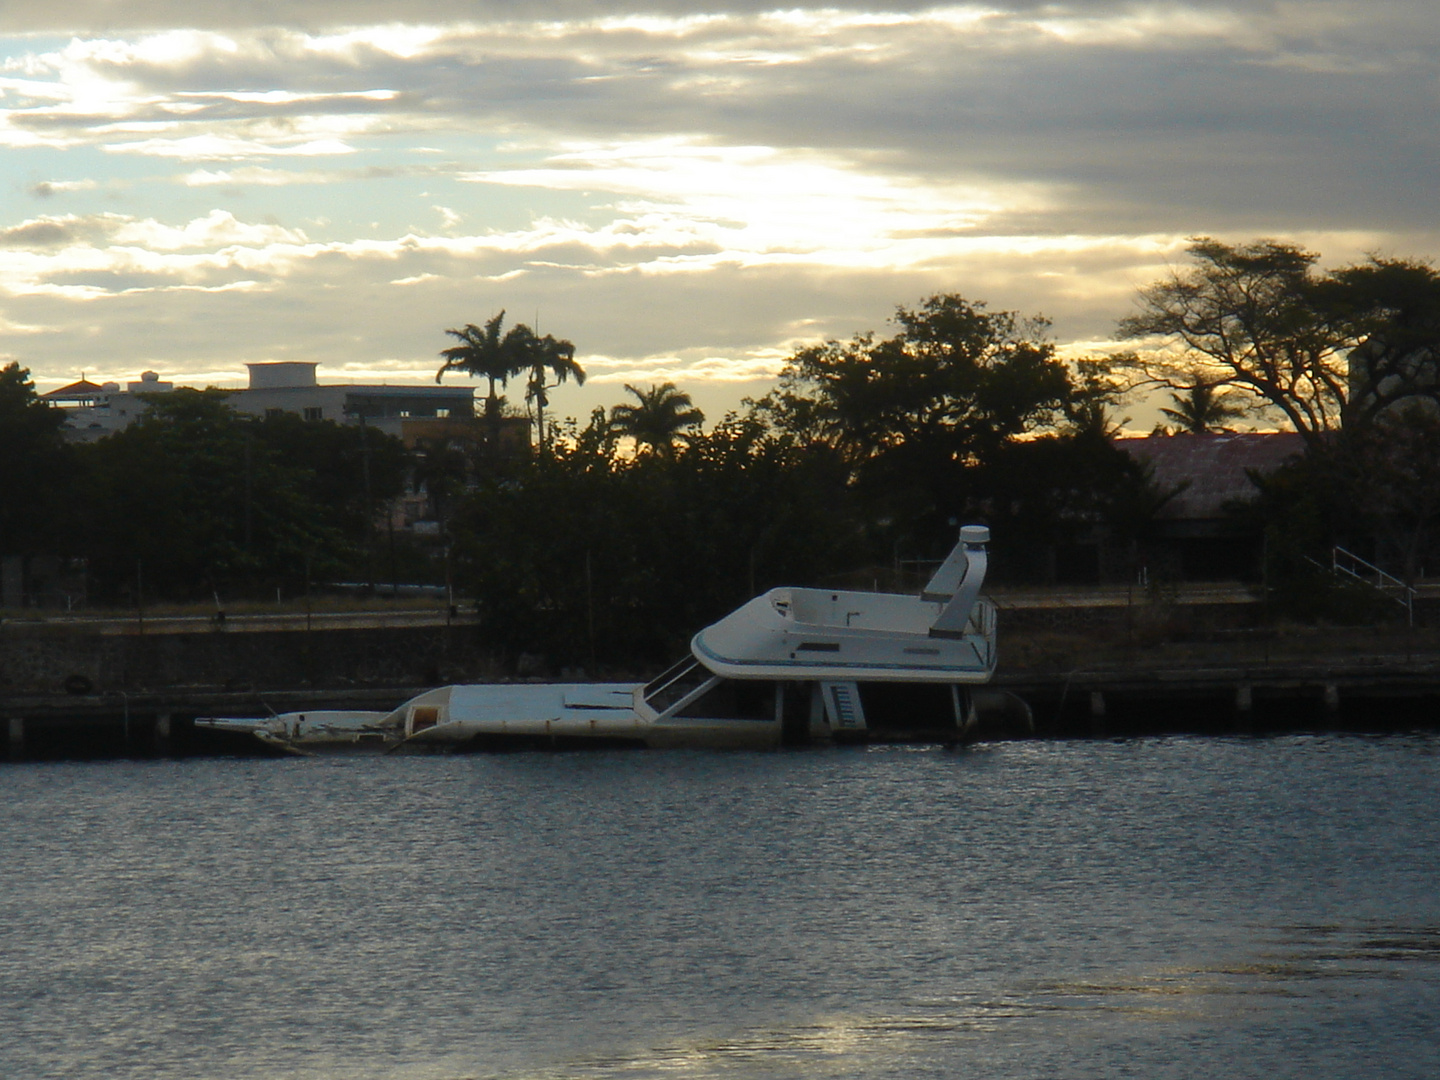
6,588 -> 1440,757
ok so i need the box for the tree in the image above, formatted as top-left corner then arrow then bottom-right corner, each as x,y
754,293 -> 1074,550
77,391 -> 406,601
1119,238 -> 1440,447
1315,257 -> 1440,426
437,312 -> 584,454
763,294 -> 1070,459
609,382 -> 705,456
448,406 -> 858,669
1066,356 -> 1132,438
517,326 -> 584,450
436,312 -> 525,453
1158,372 -> 1248,433
410,435 -> 470,531
0,362 -> 75,560
1118,238 -> 1343,447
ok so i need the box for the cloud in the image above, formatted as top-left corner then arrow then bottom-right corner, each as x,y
0,212 -> 132,247
28,178 -> 100,197
109,208 -> 308,249
103,133 -> 359,160
3,1 -> 1439,422
0,3 -> 1433,235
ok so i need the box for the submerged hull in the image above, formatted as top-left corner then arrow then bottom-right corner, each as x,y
394,683 -> 785,751
391,677 -> 977,752
195,710 -> 399,755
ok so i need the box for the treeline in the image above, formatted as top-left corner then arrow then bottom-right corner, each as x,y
1,294 -> 1158,666
6,236 -> 1440,667
0,379 -> 412,603
420,295 -> 1166,666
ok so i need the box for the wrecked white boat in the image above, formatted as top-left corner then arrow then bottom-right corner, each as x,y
201,525 -> 999,753
398,524 -> 997,751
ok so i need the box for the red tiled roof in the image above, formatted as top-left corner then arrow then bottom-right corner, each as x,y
41,379 -> 105,401
1115,432 -> 1306,520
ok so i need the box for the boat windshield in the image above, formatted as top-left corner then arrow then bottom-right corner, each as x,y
643,658 -> 710,713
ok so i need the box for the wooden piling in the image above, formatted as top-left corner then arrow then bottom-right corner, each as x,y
1089,690 -> 1107,737
153,713 -> 172,756
1322,682 -> 1341,728
7,717 -> 22,760
1234,683 -> 1254,733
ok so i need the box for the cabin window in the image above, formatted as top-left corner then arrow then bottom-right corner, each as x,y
409,706 -> 440,732
677,679 -> 775,722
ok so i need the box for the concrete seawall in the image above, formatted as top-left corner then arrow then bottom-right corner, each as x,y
0,613 -> 500,696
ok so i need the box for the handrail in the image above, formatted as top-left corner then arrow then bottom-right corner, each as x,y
1329,545 -> 1416,626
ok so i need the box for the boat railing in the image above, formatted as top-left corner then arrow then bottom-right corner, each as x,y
643,658 -> 711,712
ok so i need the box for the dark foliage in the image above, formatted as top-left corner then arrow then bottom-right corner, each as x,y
0,363 -> 77,558
450,411 -> 860,669
75,391 -> 408,602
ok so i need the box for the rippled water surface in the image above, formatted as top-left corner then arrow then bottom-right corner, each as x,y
4,735 -> 1439,1079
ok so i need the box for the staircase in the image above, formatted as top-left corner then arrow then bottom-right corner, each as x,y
1323,546 -> 1418,626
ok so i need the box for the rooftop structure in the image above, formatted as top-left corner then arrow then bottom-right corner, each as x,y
1112,431 -> 1306,581
1117,432 -> 1306,524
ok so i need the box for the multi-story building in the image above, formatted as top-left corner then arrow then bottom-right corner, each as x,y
227,362 -> 476,437
45,362 -> 482,443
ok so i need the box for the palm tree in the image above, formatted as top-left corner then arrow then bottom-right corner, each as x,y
608,382 -> 705,456
516,326 -> 584,450
1160,376 -> 1247,434
436,311 -> 539,454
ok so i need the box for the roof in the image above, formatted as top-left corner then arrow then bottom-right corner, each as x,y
41,379 -> 105,402
1115,432 -> 1306,520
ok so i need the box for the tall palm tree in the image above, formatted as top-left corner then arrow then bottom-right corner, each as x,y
516,326 -> 584,450
1160,376 -> 1247,434
435,311 -> 529,453
608,382 -> 705,456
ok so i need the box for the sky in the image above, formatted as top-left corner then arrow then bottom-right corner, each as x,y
1,0 -> 1437,429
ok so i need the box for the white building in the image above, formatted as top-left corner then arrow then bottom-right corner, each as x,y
227,362 -> 476,437
47,363 -> 477,441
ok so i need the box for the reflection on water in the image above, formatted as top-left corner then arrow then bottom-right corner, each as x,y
2,736 -> 1439,1079
532,923 -> 1440,1080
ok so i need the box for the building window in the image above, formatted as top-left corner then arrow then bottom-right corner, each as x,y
303,407 -> 323,421
399,410 -> 411,418
436,408 -> 450,419
266,408 -> 285,419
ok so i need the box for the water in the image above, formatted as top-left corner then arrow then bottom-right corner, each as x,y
3,736 -> 1438,1079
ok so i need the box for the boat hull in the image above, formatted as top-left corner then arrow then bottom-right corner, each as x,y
195,711 -> 398,755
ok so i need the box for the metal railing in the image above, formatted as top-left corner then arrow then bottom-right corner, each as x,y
1327,545 -> 1417,626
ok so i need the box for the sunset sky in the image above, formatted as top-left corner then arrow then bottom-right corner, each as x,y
2,0 -> 1437,427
